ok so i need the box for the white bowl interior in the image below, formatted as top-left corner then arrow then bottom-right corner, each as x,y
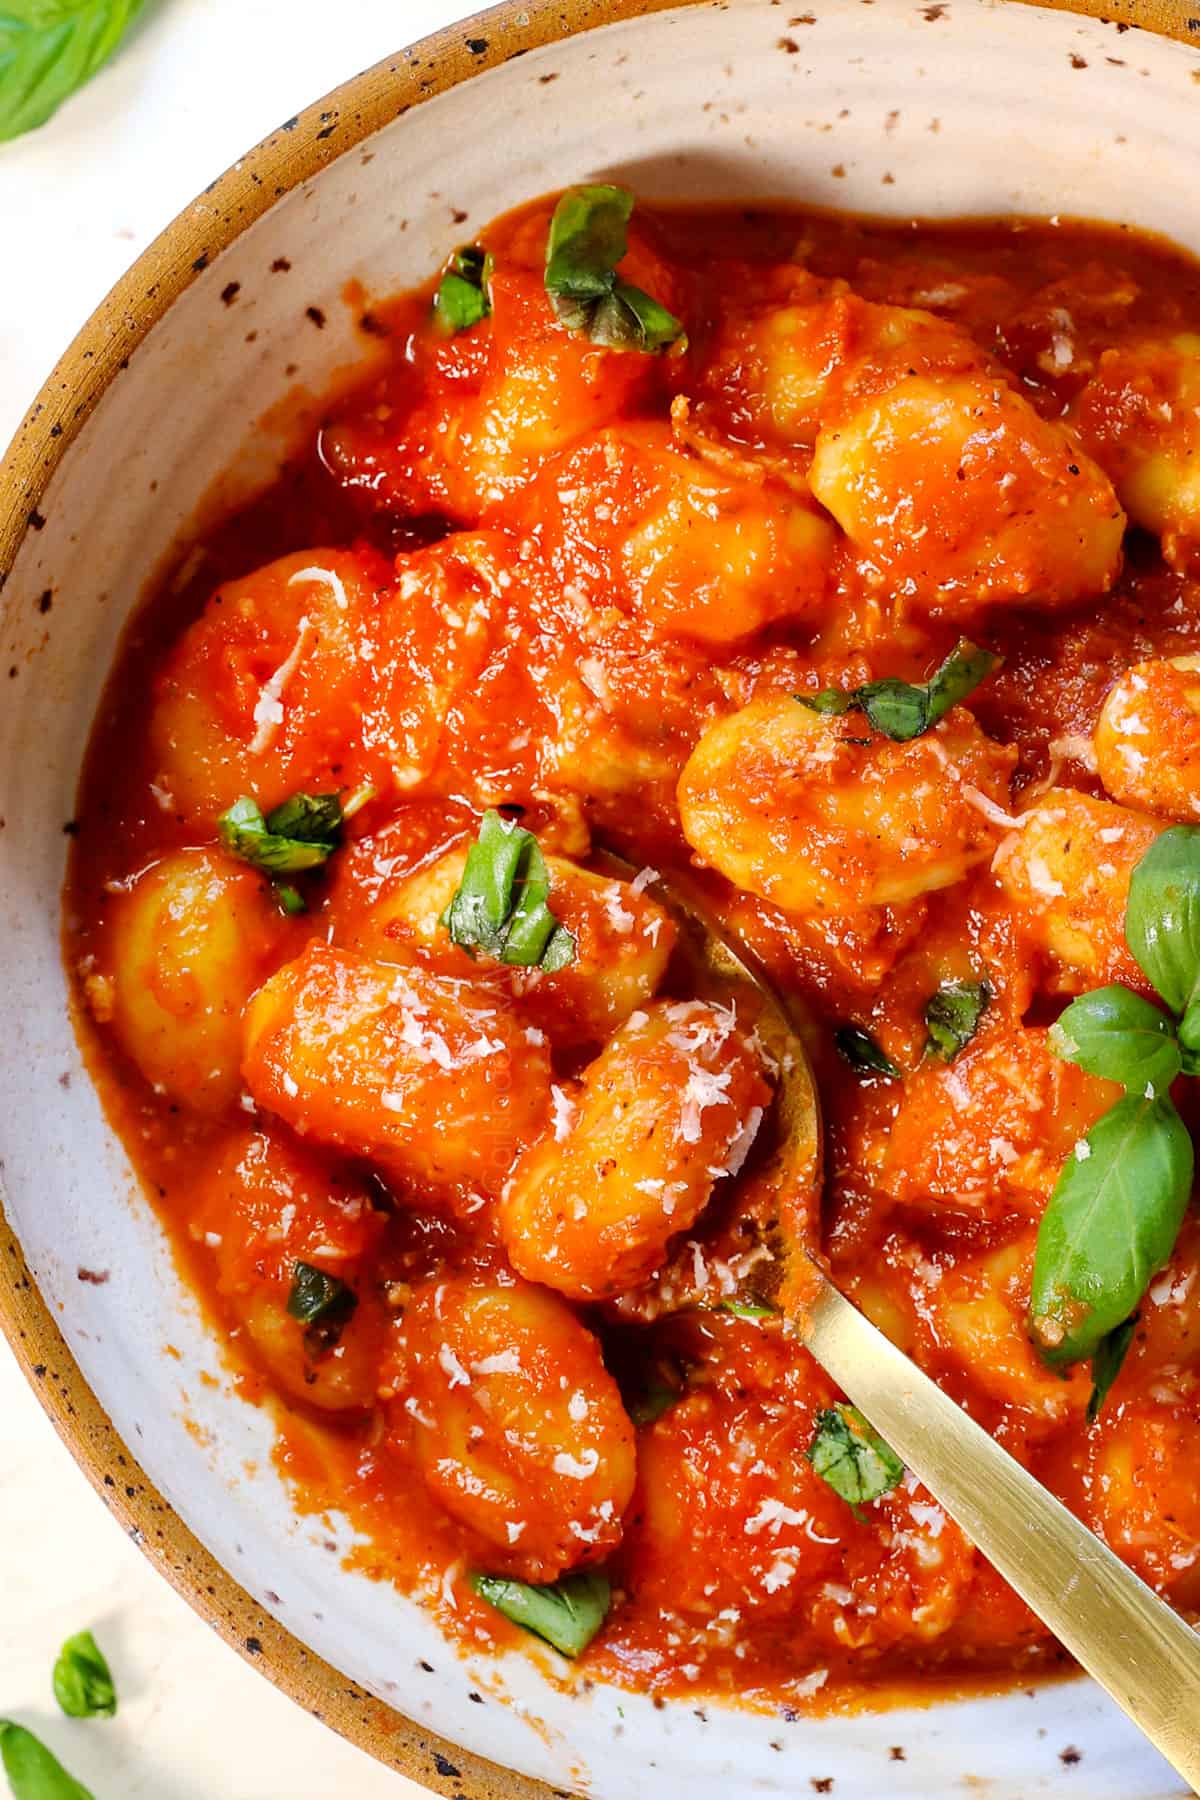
2,1 -> 1198,1793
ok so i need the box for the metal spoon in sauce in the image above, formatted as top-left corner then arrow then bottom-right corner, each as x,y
620,855 -> 1200,1795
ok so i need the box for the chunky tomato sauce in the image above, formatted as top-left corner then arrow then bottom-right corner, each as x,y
66,196 -> 1200,1714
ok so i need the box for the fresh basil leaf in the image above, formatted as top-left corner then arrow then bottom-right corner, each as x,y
263,792 -> 344,843
924,979 -> 990,1063
287,1262 -> 357,1354
720,1297 -> 777,1320
0,1722 -> 94,1800
1049,986 -> 1182,1094
835,1025 -> 901,1079
433,245 -> 492,334
1125,826 -> 1200,1024
0,0 -> 146,143
798,639 -> 1002,743
275,883 -> 307,917
52,1631 -> 116,1720
544,184 -> 683,353
807,1403 -> 904,1509
471,1569 -> 610,1658
217,795 -> 334,875
441,810 -> 575,970
1029,1093 -> 1194,1367
1088,1316 -> 1138,1424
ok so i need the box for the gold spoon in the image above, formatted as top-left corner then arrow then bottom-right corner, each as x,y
613,854 -> 1200,1794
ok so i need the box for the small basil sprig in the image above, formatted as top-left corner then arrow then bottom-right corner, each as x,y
218,784 -> 372,911
807,1404 -> 904,1513
287,1262 -> 358,1354
0,1722 -> 94,1800
52,1632 -> 116,1721
544,185 -> 683,353
433,245 -> 492,334
835,1025 -> 901,1079
798,639 -> 1001,743
0,0 -> 146,143
471,1570 -> 610,1659
924,979 -> 990,1063
720,1297 -> 778,1321
441,811 -> 575,971
1032,827 -> 1200,1413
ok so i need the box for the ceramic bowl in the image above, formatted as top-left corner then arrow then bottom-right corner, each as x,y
2,2 -> 1199,1794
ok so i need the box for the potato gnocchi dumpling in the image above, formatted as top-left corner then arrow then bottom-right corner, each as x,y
150,550 -> 385,826
190,1129 -> 386,1411
242,944 -> 552,1204
678,695 -> 1016,917
100,848 -> 297,1112
1094,656 -> 1200,821
1073,333 -> 1200,567
526,424 -> 835,645
399,1274 -> 636,1582
992,788 -> 1161,994
880,1021 -> 1118,1224
341,845 -> 675,1047
499,999 -> 771,1300
809,372 -> 1124,614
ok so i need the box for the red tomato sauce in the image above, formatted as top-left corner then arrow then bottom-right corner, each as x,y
64,196 -> 1200,1714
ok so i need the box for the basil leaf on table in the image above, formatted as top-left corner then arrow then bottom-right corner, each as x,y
543,184 -> 684,353
798,639 -> 1002,743
807,1403 -> 904,1509
0,1722 -> 95,1800
1029,1092 -> 1194,1367
0,0 -> 146,142
441,810 -> 575,971
1088,1316 -> 1138,1423
471,1570 -> 610,1659
1125,826 -> 1200,1052
433,245 -> 492,334
923,979 -> 990,1063
1049,986 -> 1183,1094
52,1631 -> 116,1720
835,1025 -> 901,1079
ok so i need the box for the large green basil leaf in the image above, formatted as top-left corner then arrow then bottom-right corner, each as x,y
0,1722 -> 95,1800
1125,827 -> 1200,1031
1030,1093 -> 1193,1367
0,0 -> 146,141
1049,986 -> 1182,1095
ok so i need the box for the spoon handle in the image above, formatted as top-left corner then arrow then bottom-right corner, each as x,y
798,1270 -> 1200,1794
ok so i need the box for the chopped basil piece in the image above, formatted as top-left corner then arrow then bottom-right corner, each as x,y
835,1025 -> 901,1079
433,245 -> 493,334
1029,1092 -> 1193,1367
797,639 -> 1002,743
441,810 -> 575,970
218,783 -> 373,907
807,1403 -> 904,1510
52,1631 -> 116,1720
0,1722 -> 95,1800
923,979 -> 990,1063
1088,1316 -> 1138,1423
287,1261 -> 358,1354
471,1569 -> 610,1659
1049,986 -> 1182,1095
544,184 -> 683,353
721,1297 -> 778,1320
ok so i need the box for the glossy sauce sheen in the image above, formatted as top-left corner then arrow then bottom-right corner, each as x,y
66,199 -> 1200,1712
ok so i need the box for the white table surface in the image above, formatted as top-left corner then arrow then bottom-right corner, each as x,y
0,4 -> 475,1794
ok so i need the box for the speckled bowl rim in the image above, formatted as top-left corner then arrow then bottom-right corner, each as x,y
1,0 -> 1199,1793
